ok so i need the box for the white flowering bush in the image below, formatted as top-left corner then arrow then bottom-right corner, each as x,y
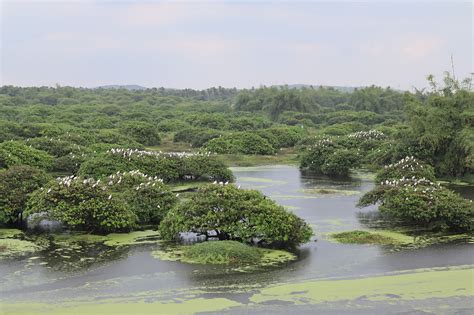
26,137 -> 87,173
107,170 -> 178,224
25,170 -> 179,230
347,130 -> 385,141
359,171 -> 473,232
78,148 -> 233,182
375,156 -> 435,182
299,138 -> 360,176
25,175 -> 137,233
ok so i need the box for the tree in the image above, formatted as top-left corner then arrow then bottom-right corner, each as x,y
160,184 -> 312,247
119,121 -> 161,146
0,165 -> 50,225
204,132 -> 276,155
25,176 -> 137,233
404,73 -> 474,176
299,138 -> 360,177
358,177 -> 473,232
0,141 -> 53,170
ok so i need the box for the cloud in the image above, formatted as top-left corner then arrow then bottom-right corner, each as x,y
360,35 -> 445,60
142,35 -> 240,58
400,36 -> 444,59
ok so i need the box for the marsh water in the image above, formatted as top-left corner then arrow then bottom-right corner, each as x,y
1,165 -> 473,314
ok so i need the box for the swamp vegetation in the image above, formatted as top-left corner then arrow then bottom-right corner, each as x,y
0,73 -> 473,314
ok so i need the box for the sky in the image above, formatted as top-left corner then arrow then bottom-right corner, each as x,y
1,0 -> 472,90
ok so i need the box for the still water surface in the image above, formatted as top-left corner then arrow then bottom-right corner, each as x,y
0,165 -> 473,314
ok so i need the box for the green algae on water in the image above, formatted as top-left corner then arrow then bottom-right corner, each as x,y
259,248 -> 296,266
103,230 -> 161,247
0,297 -> 241,315
0,228 -> 24,238
249,266 -> 474,305
0,238 -> 43,258
329,230 -> 413,245
298,188 -> 360,196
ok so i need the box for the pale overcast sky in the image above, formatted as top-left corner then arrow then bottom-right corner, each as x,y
1,0 -> 472,90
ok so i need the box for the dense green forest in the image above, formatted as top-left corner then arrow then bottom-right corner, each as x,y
0,73 -> 473,240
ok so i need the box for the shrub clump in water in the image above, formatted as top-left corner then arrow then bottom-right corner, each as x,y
331,230 -> 397,245
182,241 -> 263,265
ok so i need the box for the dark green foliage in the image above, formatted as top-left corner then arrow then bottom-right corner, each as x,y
358,177 -> 473,232
0,165 -> 51,225
186,113 -> 228,129
26,137 -> 87,173
299,138 -> 360,177
375,156 -> 436,183
25,176 -> 137,233
349,86 -> 406,113
325,110 -> 382,126
106,171 -> 178,224
92,130 -> 144,148
160,184 -> 313,246
256,126 -> 306,149
204,133 -> 276,155
78,149 -> 233,182
119,121 -> 161,146
182,241 -> 263,265
227,116 -> 272,131
320,122 -> 369,136
173,128 -> 222,147
0,141 -> 53,170
156,119 -> 191,132
405,86 -> 473,176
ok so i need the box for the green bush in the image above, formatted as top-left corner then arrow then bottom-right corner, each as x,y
227,117 -> 272,131
204,132 -> 276,155
375,156 -> 436,183
342,130 -> 386,150
25,176 -> 137,233
0,165 -> 51,225
160,184 -> 312,246
119,121 -> 161,146
0,141 -> 53,170
173,128 -> 222,147
156,119 -> 191,132
358,178 -> 473,232
94,129 -> 144,148
186,113 -> 228,130
26,137 -> 83,157
299,139 -> 360,176
320,122 -> 369,136
107,170 -> 178,224
182,240 -> 263,265
256,126 -> 306,149
78,148 -> 233,182
26,137 -> 87,173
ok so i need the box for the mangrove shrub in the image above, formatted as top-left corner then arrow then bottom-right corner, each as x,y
0,165 -> 51,225
160,184 -> 312,246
